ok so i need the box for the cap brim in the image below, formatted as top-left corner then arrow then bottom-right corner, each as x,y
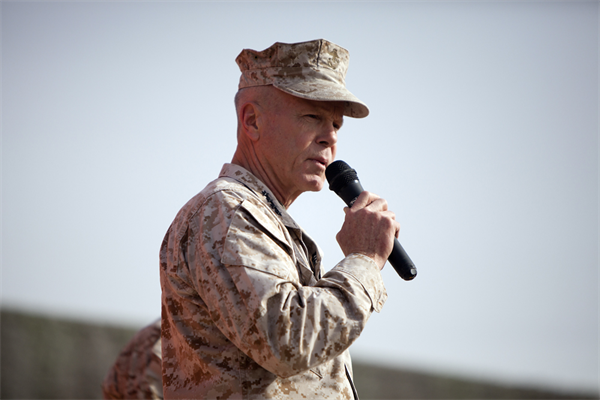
273,81 -> 369,118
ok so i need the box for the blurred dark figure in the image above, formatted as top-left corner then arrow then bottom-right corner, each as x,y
102,319 -> 163,400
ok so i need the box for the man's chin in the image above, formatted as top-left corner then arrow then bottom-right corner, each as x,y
306,180 -> 325,193
298,173 -> 326,194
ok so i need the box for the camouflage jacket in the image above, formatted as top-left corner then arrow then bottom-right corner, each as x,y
160,164 -> 387,399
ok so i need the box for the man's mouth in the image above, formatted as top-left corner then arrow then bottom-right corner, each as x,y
309,157 -> 329,168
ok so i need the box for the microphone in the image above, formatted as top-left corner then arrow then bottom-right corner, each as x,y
325,160 -> 417,281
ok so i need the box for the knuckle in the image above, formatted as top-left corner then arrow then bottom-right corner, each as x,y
383,217 -> 395,230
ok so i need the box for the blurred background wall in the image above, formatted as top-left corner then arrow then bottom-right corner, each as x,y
1,308 -> 597,400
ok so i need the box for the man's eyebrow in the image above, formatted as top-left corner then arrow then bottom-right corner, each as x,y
301,103 -> 344,127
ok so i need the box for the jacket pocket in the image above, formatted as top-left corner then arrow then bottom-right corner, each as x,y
221,199 -> 295,280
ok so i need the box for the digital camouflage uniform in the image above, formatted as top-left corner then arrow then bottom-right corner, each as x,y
160,164 -> 387,399
102,319 -> 163,400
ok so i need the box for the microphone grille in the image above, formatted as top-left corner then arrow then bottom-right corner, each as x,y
326,160 -> 359,193
325,160 -> 351,182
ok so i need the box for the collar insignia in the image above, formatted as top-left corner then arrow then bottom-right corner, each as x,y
262,190 -> 282,216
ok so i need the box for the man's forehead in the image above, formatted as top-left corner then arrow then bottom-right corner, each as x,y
303,99 -> 345,114
284,91 -> 345,115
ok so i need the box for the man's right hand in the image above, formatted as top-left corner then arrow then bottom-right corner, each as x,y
335,191 -> 400,270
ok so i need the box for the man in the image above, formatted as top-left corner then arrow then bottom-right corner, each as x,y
160,39 -> 399,399
102,319 -> 163,400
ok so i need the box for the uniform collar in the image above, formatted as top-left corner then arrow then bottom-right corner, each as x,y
219,163 -> 301,230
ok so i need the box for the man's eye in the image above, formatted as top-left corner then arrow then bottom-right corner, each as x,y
306,114 -> 320,120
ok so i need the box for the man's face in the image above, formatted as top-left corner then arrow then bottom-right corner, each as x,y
257,89 -> 344,205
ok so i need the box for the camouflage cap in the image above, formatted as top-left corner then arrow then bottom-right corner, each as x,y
236,39 -> 369,118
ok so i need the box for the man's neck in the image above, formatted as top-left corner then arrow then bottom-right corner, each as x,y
230,147 -> 299,209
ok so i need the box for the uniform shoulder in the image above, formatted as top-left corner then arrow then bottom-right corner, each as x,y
182,176 -> 256,219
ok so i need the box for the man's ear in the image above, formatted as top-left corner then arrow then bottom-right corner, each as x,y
240,102 -> 261,141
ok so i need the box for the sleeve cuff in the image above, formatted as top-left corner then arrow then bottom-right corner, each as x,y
332,253 -> 388,312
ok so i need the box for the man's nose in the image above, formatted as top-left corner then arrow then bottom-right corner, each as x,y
317,125 -> 338,147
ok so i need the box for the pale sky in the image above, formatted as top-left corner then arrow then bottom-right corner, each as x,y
2,0 -> 598,395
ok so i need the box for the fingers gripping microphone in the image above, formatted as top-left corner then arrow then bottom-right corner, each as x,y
325,160 -> 417,281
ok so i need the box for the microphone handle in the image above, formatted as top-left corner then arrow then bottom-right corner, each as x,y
389,238 -> 417,281
336,180 -> 417,281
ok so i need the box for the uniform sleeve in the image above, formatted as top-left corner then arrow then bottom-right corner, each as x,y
186,192 -> 387,378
